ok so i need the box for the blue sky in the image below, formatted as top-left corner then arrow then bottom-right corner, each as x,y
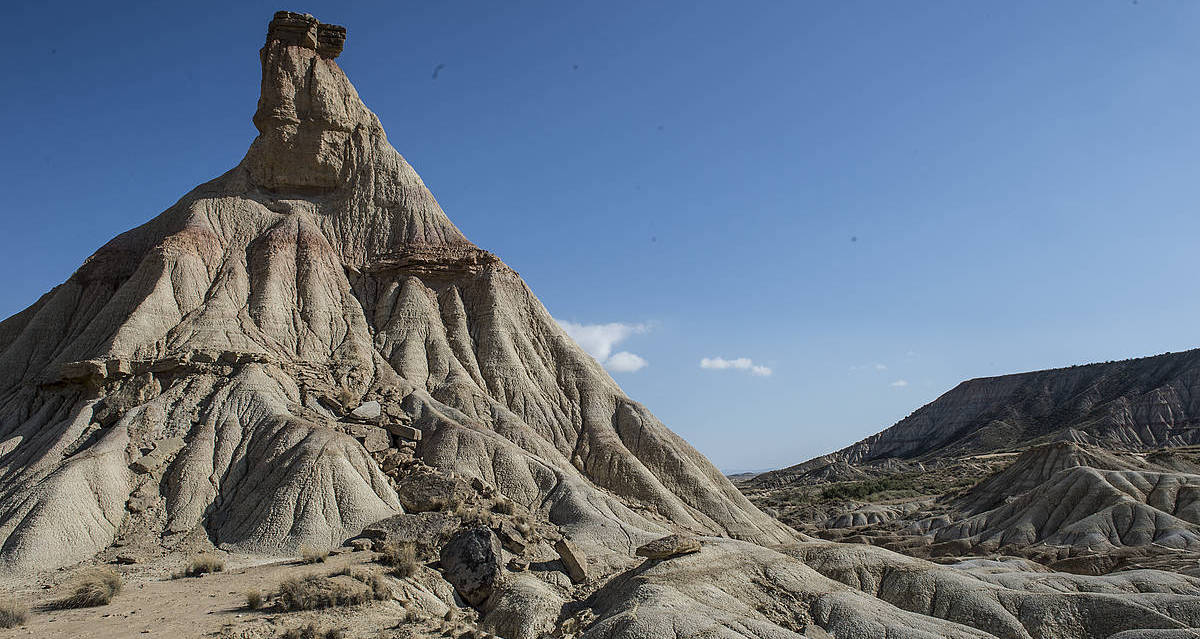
3,1 -> 1199,472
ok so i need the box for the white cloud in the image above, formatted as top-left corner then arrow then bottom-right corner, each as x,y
556,319 -> 649,373
890,379 -> 909,387
701,357 -> 750,370
700,356 -> 772,377
875,363 -> 888,371
606,351 -> 647,373
850,362 -> 888,372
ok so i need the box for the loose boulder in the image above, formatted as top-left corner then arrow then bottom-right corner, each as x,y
351,400 -> 382,420
496,521 -> 528,555
481,573 -> 565,639
394,469 -> 472,513
635,534 -> 702,560
439,526 -> 502,607
361,512 -> 460,560
346,424 -> 391,452
386,423 -> 422,441
554,538 -> 588,584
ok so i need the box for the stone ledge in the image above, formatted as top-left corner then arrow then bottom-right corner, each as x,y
267,11 -> 345,59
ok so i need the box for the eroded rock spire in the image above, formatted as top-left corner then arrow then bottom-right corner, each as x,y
266,11 -> 346,58
240,11 -> 475,262
246,12 -> 364,193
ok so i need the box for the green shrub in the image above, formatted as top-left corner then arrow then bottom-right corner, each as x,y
819,477 -> 917,501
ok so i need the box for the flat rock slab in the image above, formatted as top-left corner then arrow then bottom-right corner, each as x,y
60,359 -> 107,381
495,521 -> 527,554
346,424 -> 391,452
130,437 -> 186,474
635,534 -> 702,560
554,538 -> 588,584
385,423 -> 422,441
351,400 -> 381,420
360,512 -> 460,557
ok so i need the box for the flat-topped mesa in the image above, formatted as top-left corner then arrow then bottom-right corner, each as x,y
266,11 -> 345,58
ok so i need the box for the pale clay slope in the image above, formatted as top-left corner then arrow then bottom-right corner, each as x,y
0,20 -> 790,574
932,443 -> 1200,553
2,14 -> 1200,639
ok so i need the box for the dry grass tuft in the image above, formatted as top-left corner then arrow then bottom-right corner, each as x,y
176,553 -> 225,578
277,574 -> 372,611
453,503 -> 496,527
280,623 -> 345,639
334,566 -> 391,601
375,541 -> 419,578
514,515 -> 541,543
364,572 -> 391,600
56,568 -> 122,609
299,545 -> 329,564
245,589 -> 263,610
334,383 -> 358,410
490,498 -> 515,515
0,598 -> 29,628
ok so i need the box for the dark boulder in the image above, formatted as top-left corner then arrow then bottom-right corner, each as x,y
439,525 -> 503,607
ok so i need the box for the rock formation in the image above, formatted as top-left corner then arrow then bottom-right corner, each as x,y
746,438 -> 1200,579
0,10 -> 789,574
768,349 -> 1200,476
6,11 -> 1200,639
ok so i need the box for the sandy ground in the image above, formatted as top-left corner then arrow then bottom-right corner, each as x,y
0,550 -> 437,639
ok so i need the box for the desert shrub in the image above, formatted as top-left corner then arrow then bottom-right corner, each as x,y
819,477 -> 917,501
280,623 -> 345,639
177,553 -> 225,578
277,575 -> 372,611
0,598 -> 29,628
245,589 -> 263,610
334,383 -> 358,409
490,498 -> 515,515
299,545 -> 329,564
335,566 -> 392,601
57,568 -> 122,608
513,515 -> 541,543
375,541 -> 419,578
453,503 -> 495,527
364,571 -> 391,600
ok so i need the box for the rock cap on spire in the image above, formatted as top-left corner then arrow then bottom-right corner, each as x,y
267,10 -> 345,58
